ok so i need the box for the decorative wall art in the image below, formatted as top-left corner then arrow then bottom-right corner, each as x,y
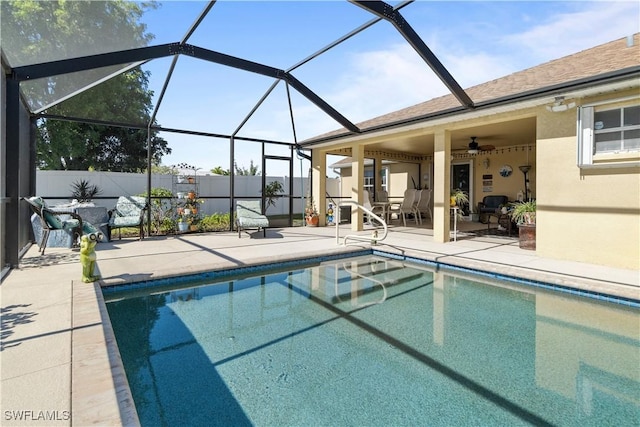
482,174 -> 493,192
499,165 -> 513,177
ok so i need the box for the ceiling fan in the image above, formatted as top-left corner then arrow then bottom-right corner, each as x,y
466,136 -> 495,154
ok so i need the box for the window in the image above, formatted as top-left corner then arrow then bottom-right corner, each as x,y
577,100 -> 640,168
594,105 -> 640,153
363,168 -> 374,195
364,167 -> 387,196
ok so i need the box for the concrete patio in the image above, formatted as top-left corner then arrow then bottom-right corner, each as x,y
1,223 -> 638,426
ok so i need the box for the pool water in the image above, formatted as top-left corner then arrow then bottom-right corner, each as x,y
105,255 -> 640,426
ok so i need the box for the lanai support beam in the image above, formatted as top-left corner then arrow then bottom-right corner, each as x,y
350,0 -> 475,109
351,144 -> 365,231
5,79 -> 20,266
433,130 -> 451,242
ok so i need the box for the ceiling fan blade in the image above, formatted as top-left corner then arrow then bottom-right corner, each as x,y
479,144 -> 495,151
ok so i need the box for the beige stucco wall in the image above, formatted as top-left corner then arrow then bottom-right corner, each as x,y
336,162 -> 420,202
469,147 -> 536,206
323,90 -> 639,270
536,99 -> 640,270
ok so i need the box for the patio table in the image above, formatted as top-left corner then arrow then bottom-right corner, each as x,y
52,203 -> 109,242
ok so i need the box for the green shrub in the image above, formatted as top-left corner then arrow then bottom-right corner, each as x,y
199,212 -> 231,232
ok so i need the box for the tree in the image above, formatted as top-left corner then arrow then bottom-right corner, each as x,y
234,160 -> 261,176
211,166 -> 230,176
2,1 -> 170,172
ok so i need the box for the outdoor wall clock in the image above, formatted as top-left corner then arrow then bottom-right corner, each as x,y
499,165 -> 513,177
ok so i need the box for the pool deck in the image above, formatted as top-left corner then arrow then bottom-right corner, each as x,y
1,223 -> 639,426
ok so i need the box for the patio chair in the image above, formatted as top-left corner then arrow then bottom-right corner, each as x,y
376,190 -> 389,203
22,196 -> 96,254
108,196 -> 148,240
389,189 -> 419,227
363,190 -> 385,225
415,189 -> 433,223
478,195 -> 509,224
236,200 -> 269,238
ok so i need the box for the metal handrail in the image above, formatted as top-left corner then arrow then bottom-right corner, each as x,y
336,200 -> 388,246
334,261 -> 388,308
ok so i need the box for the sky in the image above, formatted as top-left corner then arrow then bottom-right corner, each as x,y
138,0 -> 640,177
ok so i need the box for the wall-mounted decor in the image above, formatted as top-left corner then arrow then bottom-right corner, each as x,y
482,174 -> 493,192
499,165 -> 513,177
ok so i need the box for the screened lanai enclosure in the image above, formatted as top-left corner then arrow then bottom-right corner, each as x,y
1,0 -> 487,273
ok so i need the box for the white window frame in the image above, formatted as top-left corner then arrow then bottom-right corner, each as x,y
577,97 -> 640,169
364,166 -> 388,194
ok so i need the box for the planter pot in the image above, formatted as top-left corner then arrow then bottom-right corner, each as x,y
177,222 -> 188,232
177,192 -> 186,199
187,191 -> 196,200
187,177 -> 195,184
190,224 -> 198,232
518,223 -> 536,250
306,215 -> 319,227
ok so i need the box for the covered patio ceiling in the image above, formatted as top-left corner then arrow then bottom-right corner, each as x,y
366,116 -> 537,157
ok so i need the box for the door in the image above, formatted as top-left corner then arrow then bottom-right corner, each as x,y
451,161 -> 473,215
262,154 -> 293,227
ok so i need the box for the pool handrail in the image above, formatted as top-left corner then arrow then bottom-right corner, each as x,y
336,200 -> 388,246
334,261 -> 388,307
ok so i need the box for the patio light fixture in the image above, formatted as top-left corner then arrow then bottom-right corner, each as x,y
546,96 -> 576,113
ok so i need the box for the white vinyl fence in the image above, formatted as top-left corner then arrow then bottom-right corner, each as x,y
35,170 -> 340,217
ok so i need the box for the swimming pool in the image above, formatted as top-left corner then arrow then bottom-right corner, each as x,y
105,254 -> 640,426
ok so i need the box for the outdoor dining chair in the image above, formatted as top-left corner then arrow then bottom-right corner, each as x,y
389,189 -> 420,227
416,189 -> 433,223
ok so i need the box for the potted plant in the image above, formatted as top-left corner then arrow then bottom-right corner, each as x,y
450,188 -> 469,221
450,188 -> 469,207
70,179 -> 102,203
305,198 -> 319,226
510,200 -> 536,250
177,216 -> 189,232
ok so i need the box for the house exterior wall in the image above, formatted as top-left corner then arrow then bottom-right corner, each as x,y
469,147 -> 536,207
323,90 -> 639,270
336,150 -> 537,213
336,162 -> 420,202
536,93 -> 640,270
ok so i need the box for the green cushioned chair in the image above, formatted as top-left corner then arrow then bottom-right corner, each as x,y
235,200 -> 269,238
22,196 -> 98,254
108,196 -> 148,240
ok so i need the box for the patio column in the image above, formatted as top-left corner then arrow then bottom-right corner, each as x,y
433,129 -> 451,242
311,149 -> 326,226
351,143 -> 364,231
372,153 -> 383,198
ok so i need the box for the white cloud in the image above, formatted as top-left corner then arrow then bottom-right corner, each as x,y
326,43 -> 448,122
502,1 -> 639,63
